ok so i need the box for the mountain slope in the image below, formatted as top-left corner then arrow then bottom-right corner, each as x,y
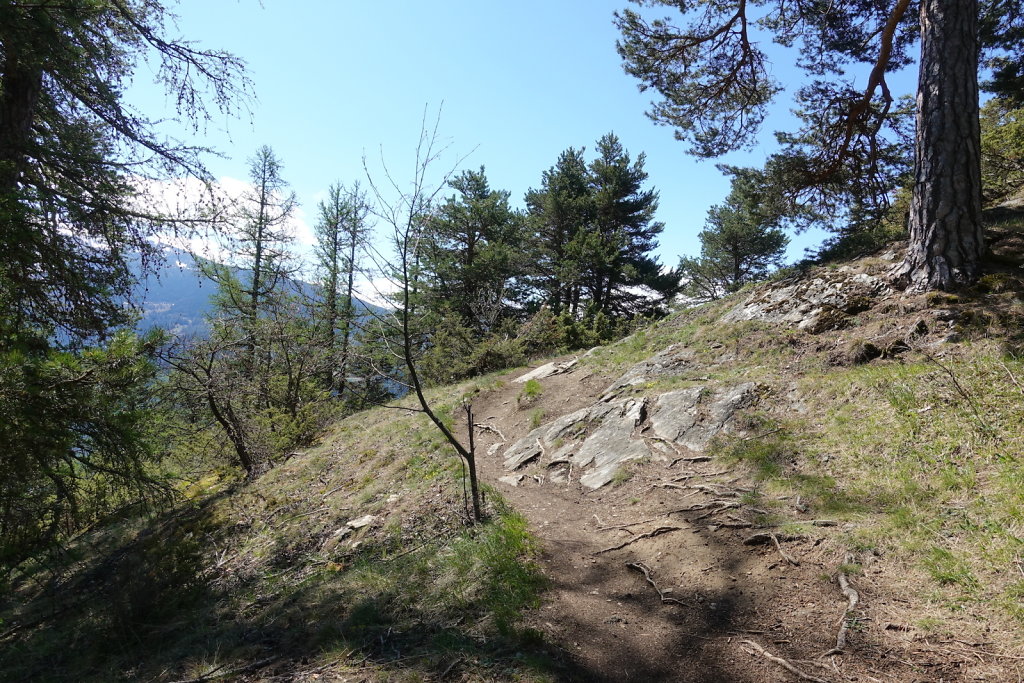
130,248 -> 379,337
3,232 -> 1024,681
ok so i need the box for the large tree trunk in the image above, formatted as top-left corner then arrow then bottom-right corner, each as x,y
897,0 -> 984,291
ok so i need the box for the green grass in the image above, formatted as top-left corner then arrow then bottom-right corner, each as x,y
521,378 -> 542,400
0,403 -> 562,682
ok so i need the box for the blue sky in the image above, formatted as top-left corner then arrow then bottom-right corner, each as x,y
131,0 -> 917,267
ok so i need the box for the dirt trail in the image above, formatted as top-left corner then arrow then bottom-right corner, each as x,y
467,359 -> 970,683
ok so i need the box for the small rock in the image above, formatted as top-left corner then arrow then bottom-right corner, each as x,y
487,442 -> 505,456
498,474 -> 525,487
347,514 -> 377,529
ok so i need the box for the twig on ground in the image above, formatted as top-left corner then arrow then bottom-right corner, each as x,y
596,526 -> 682,554
626,561 -> 691,607
741,640 -> 827,683
669,455 -> 712,466
771,533 -> 800,566
999,360 -> 1024,397
821,556 -> 860,657
169,657 -> 279,683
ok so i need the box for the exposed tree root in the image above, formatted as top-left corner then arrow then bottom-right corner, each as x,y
740,640 -> 828,683
626,561 -> 690,607
596,526 -> 682,554
821,557 -> 860,657
742,532 -> 801,565
474,422 -> 507,440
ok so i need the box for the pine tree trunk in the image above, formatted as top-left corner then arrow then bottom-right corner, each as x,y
897,0 -> 984,291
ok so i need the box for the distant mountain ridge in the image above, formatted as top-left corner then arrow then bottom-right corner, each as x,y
131,248 -> 377,337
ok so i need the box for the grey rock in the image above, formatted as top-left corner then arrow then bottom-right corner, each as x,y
513,356 -> 579,383
722,268 -> 889,331
348,514 -> 377,529
576,399 -> 649,489
601,344 -> 696,397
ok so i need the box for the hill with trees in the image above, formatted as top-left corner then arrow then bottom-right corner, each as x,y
4,0 -> 1024,680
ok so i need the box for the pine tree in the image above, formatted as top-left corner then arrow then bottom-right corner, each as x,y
616,0 -> 1024,290
526,148 -> 592,315
679,170 -> 790,301
422,167 -> 528,334
527,135 -> 676,318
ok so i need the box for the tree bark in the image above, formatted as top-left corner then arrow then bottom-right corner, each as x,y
897,0 -> 984,291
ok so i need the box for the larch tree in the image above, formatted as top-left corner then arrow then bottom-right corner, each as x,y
313,181 -> 372,395
0,0 -> 247,564
615,0 -> 1024,291
198,145 -> 296,389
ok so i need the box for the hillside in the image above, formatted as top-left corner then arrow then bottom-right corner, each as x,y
3,232 -> 1024,682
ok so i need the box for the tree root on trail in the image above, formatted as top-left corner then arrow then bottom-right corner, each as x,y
626,561 -> 691,607
740,640 -> 828,683
596,525 -> 682,554
693,501 -> 741,520
474,422 -> 507,441
821,557 -> 860,657
743,532 -> 802,566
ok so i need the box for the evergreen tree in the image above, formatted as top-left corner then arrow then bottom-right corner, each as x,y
198,146 -> 296,393
526,148 -> 592,315
980,97 -> 1024,206
0,0 -> 245,564
616,1 -> 1024,290
313,181 -> 372,395
585,133 -> 676,316
422,167 -> 528,333
679,170 -> 790,301
527,135 -> 676,318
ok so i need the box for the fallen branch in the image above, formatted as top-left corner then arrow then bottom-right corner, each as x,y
999,360 -> 1024,397
820,557 -> 860,657
596,526 -> 682,554
741,640 -> 827,683
626,562 -> 690,607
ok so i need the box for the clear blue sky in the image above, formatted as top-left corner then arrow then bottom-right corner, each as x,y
131,0 -> 917,265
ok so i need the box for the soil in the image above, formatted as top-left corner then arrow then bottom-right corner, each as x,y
464,358 -> 1019,683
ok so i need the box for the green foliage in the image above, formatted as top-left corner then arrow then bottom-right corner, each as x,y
522,379 -> 543,400
0,0 -> 246,567
526,134 -> 678,319
421,167 -> 530,335
312,181 -> 372,396
679,168 -> 790,300
980,97 -> 1024,206
0,0 -> 248,345
0,329 -> 169,568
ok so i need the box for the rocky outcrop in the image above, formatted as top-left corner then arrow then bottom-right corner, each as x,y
502,381 -> 761,489
721,266 -> 890,333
